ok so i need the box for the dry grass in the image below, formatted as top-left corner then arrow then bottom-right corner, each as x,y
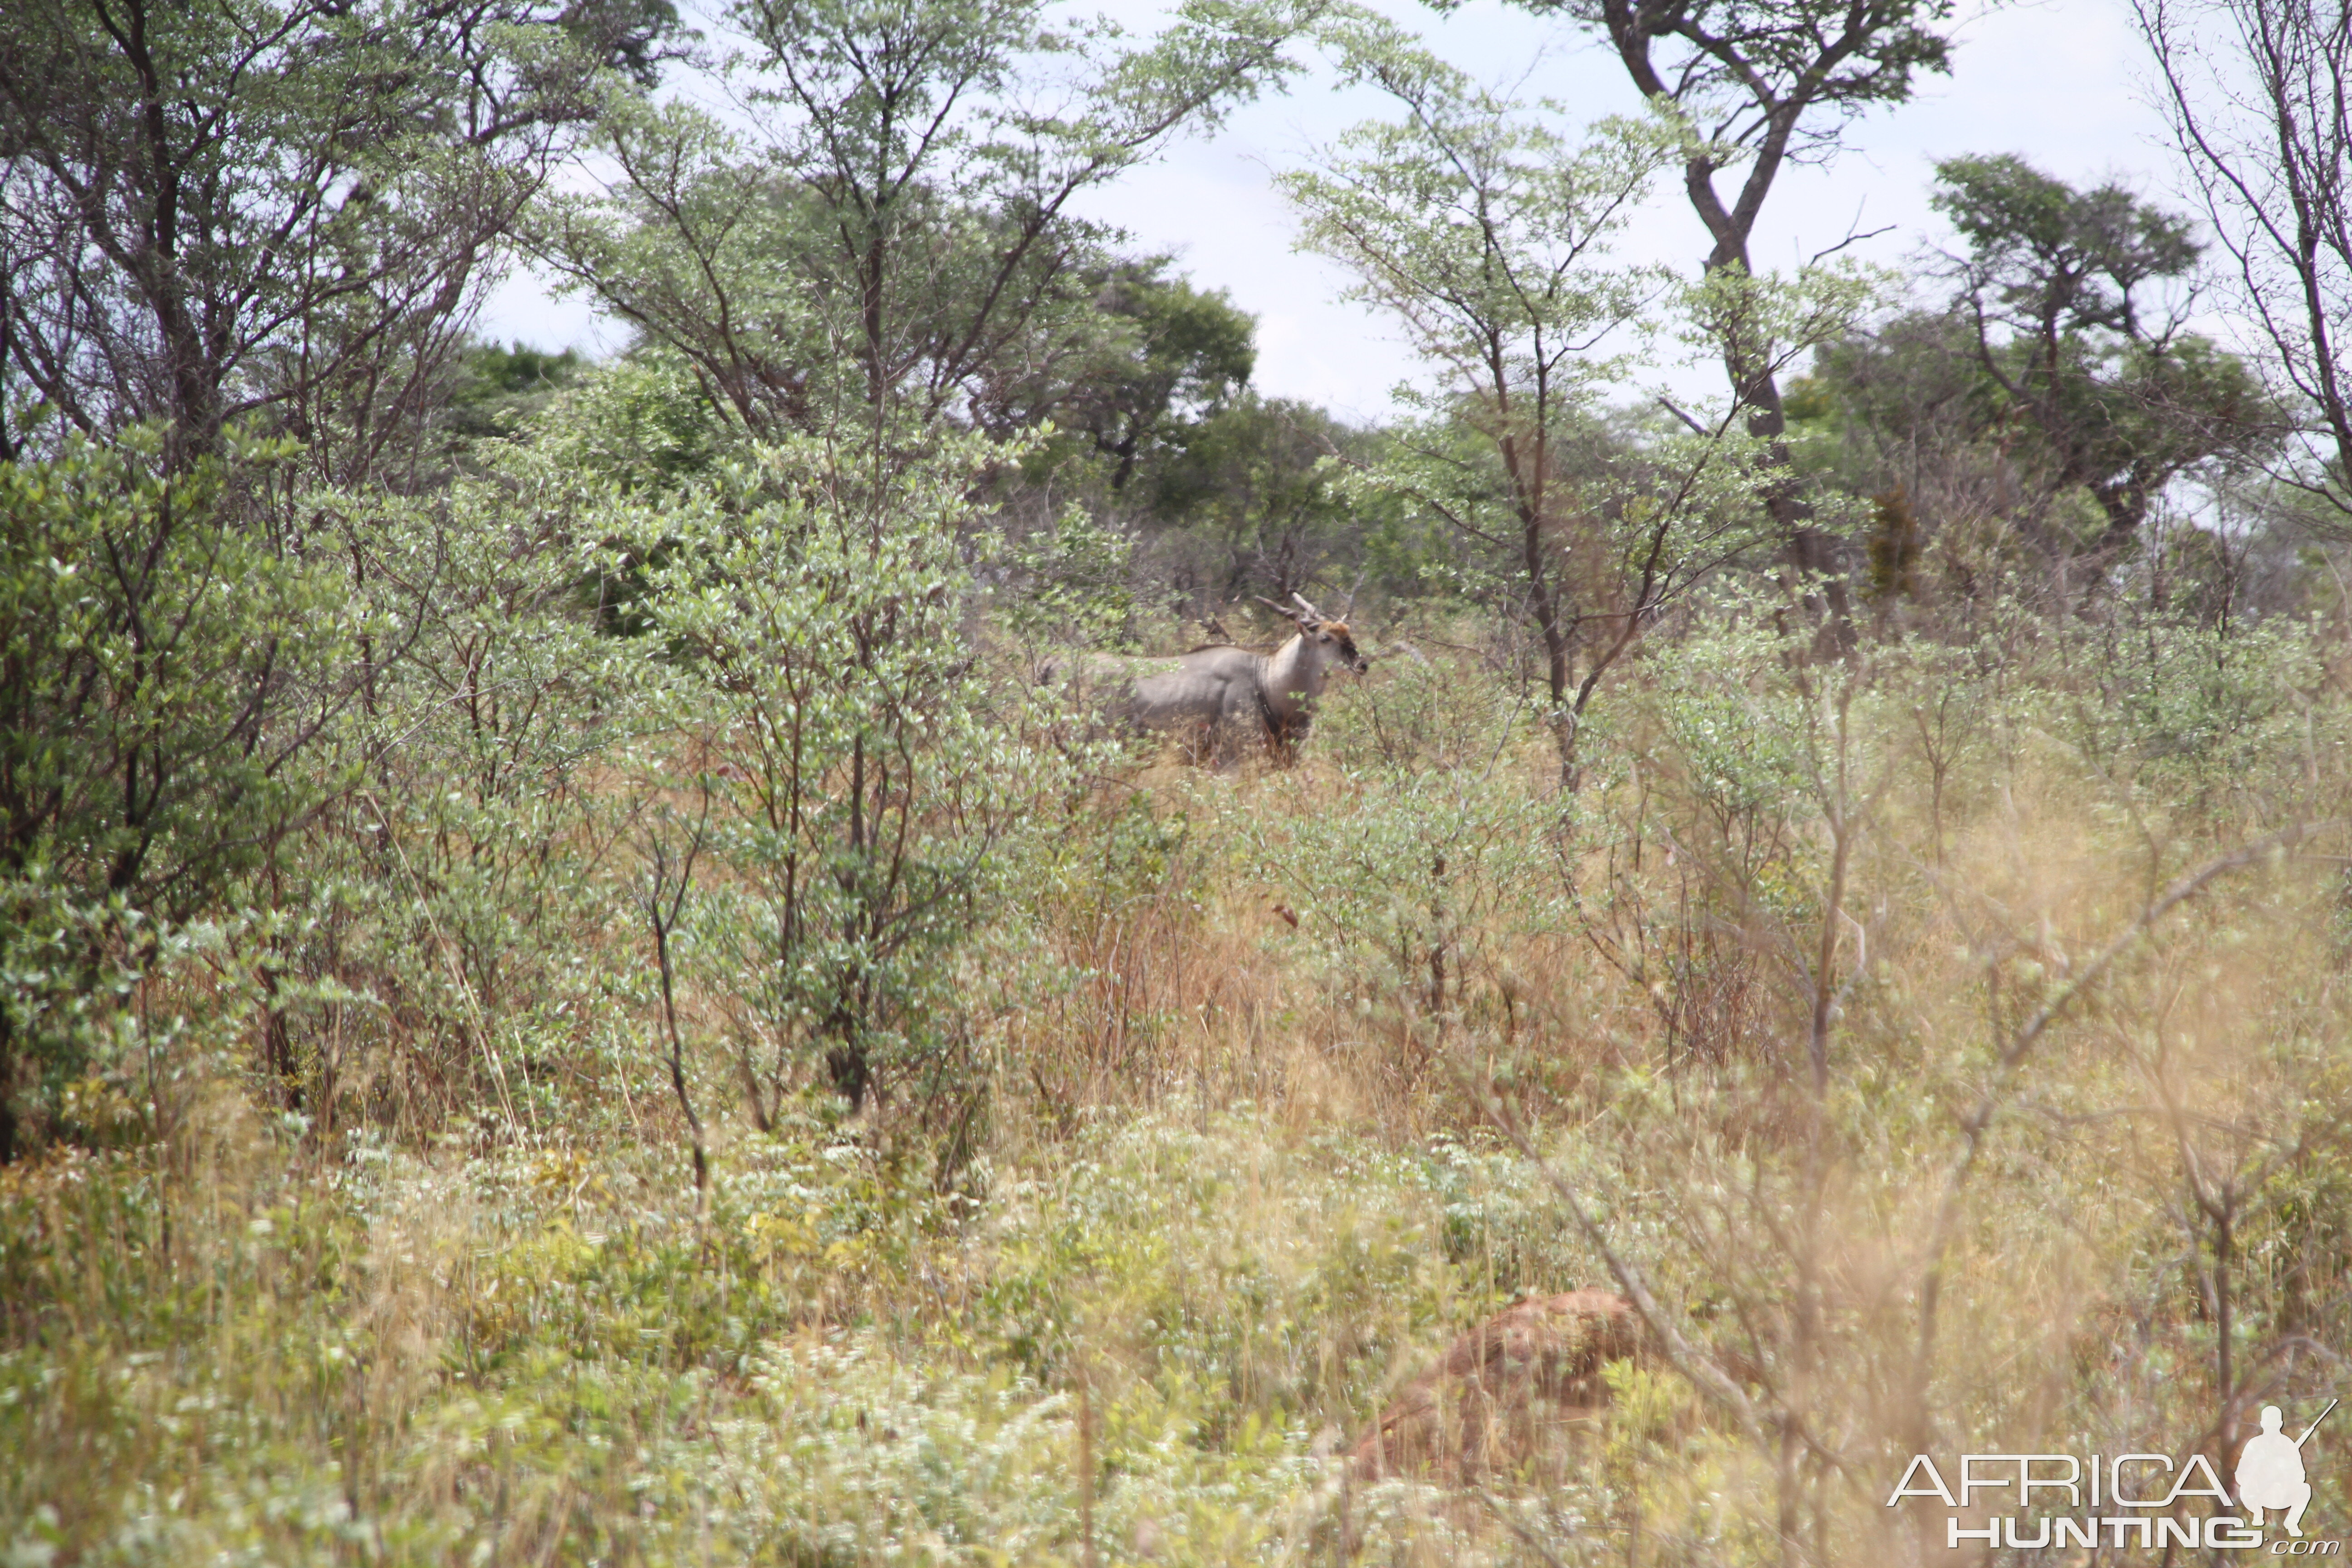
8,617 -> 2352,1565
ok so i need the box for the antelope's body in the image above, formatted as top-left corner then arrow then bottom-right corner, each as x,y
1053,597 -> 1368,763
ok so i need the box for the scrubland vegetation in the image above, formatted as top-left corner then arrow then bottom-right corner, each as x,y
6,0 -> 2352,1562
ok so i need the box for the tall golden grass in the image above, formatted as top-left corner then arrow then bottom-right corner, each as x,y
6,607 -> 2350,1565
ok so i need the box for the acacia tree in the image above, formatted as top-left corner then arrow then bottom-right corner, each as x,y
1931,155 -> 2270,552
1139,393 -> 1372,608
0,0 -> 673,482
1282,38 -> 1807,780
0,0 -> 678,1153
1500,0 -> 1961,606
536,0 -> 1305,442
989,258 -> 1258,493
2135,0 -> 2352,526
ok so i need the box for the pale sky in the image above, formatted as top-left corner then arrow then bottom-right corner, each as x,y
480,0 -> 2181,423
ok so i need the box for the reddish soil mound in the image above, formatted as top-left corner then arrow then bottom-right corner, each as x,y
1349,1289 -> 1641,1484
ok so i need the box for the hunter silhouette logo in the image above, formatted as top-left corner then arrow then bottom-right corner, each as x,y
1885,1396 -> 2340,1551
2239,1400 -> 2333,1538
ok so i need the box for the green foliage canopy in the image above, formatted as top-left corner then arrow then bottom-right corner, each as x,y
536,0 -> 1306,439
0,431 -> 343,1157
0,0 -> 674,479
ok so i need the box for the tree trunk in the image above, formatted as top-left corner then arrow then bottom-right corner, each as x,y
1596,7 -> 1861,643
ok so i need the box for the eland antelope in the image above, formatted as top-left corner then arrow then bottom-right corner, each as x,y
1052,593 -> 1370,763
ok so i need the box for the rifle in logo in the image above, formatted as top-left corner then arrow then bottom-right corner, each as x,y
2239,1398 -> 2336,1538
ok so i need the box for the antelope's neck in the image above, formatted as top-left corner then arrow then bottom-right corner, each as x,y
1262,634 -> 1323,710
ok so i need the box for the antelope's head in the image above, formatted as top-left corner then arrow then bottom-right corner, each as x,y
1264,591 -> 1372,675
1310,618 -> 1369,675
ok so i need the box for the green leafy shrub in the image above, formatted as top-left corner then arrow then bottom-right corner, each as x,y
0,430 -> 343,1158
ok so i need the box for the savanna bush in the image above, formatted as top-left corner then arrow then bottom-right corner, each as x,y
1234,653 -> 1565,1088
0,430 -> 344,1161
625,432 -> 1071,1125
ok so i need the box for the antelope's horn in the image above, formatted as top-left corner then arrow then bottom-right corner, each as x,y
1289,591 -> 1324,622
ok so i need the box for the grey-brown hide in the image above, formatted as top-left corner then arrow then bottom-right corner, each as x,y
1054,594 -> 1368,762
